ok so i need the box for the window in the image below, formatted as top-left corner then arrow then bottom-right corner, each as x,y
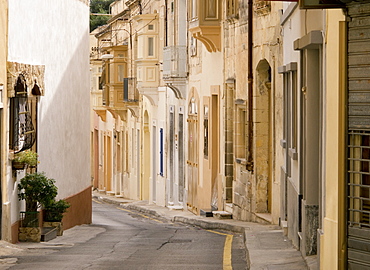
148,37 -> 154,57
191,0 -> 197,19
160,128 -> 164,176
348,131 -> 370,228
178,111 -> 184,202
226,0 -> 238,18
0,84 -> 3,108
10,75 -> 36,152
204,106 -> 209,158
236,107 -> 246,158
118,65 -> 124,82
138,36 -> 143,59
98,76 -> 103,90
280,62 -> 298,159
190,36 -> 197,57
291,70 -> 298,150
148,24 -> 154,30
189,97 -> 198,115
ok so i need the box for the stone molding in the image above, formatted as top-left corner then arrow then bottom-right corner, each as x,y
7,62 -> 45,97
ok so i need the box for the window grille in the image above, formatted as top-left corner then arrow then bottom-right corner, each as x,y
203,106 -> 209,158
348,130 -> 370,228
160,128 -> 164,176
10,75 -> 35,152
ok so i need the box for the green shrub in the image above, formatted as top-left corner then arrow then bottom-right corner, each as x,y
43,199 -> 70,222
18,172 -> 58,212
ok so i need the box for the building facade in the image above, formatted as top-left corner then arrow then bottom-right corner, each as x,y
4,0 -> 92,242
279,0 -> 370,268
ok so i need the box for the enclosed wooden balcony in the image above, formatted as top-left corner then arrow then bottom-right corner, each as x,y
133,13 -> 160,104
188,0 -> 221,52
163,45 -> 187,99
99,45 -> 139,119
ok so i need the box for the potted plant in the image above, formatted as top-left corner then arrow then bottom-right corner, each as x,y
43,199 -> 70,236
17,172 -> 57,242
13,150 -> 39,170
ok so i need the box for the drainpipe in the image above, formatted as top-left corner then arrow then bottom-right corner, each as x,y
164,0 -> 168,47
247,0 -> 254,171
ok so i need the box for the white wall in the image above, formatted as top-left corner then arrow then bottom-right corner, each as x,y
8,0 -> 90,201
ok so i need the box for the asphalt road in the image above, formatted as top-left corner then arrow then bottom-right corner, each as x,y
6,200 -> 247,270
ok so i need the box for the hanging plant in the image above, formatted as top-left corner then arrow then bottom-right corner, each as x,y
13,150 -> 39,169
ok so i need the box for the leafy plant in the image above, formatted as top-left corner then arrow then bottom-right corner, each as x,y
14,150 -> 38,167
43,199 -> 70,222
18,172 -> 58,213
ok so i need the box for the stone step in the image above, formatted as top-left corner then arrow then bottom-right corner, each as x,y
168,205 -> 184,210
41,227 -> 57,242
200,209 -> 214,217
212,211 -> 233,219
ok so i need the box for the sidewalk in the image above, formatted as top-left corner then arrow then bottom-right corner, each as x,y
93,191 -> 312,270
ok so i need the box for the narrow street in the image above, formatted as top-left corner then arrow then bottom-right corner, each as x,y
6,200 -> 247,270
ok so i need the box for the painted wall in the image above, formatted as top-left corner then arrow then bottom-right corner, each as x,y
281,3 -> 302,249
188,44 -> 223,213
321,9 -> 345,269
7,0 -> 91,229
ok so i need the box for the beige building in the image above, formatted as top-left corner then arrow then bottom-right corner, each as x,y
221,0 -> 283,224
187,0 -> 224,214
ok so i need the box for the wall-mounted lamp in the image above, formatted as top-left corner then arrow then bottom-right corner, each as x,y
101,54 -> 114,60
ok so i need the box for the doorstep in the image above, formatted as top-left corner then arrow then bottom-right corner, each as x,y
41,227 -> 57,242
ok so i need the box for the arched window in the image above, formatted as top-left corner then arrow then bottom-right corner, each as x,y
189,97 -> 198,115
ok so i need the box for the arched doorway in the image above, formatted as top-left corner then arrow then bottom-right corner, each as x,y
142,111 -> 150,200
187,88 -> 199,214
255,59 -> 272,213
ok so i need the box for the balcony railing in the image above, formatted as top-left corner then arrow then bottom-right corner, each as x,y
163,46 -> 187,79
